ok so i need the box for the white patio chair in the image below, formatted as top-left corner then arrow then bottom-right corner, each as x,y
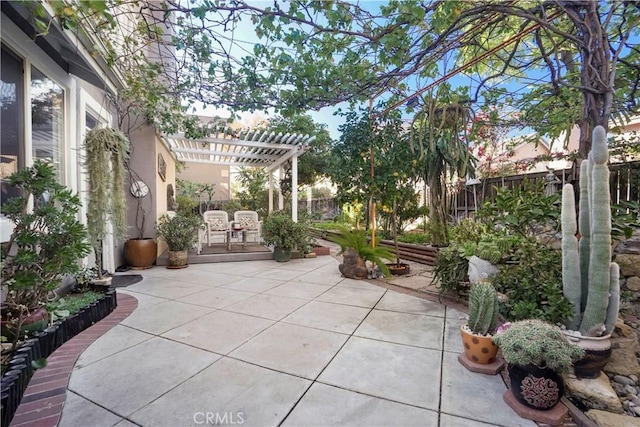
202,210 -> 230,248
233,210 -> 262,243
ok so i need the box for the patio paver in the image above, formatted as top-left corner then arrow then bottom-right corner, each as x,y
12,256 -> 539,427
128,357 -> 311,427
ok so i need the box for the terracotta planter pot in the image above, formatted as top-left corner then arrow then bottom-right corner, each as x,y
1,307 -> 49,341
311,245 -> 330,256
124,238 -> 157,269
387,263 -> 411,276
167,250 -> 189,269
508,364 -> 564,410
460,325 -> 499,364
563,332 -> 612,379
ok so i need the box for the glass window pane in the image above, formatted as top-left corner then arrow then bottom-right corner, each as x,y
31,66 -> 64,173
1,45 -> 24,206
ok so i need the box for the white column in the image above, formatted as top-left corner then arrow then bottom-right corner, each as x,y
278,167 -> 284,211
268,170 -> 274,213
307,186 -> 312,214
292,155 -> 298,222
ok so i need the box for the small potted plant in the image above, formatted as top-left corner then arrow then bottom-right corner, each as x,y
493,319 -> 584,411
155,213 -> 203,268
459,282 -> 501,370
262,211 -> 307,262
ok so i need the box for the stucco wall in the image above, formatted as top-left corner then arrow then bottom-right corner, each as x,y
178,163 -> 231,200
155,139 -> 177,256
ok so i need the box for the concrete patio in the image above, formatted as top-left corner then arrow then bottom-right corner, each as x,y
57,256 -> 534,427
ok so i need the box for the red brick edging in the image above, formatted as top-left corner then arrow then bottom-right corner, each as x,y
9,293 -> 138,427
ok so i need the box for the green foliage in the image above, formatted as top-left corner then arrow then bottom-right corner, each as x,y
489,239 -> 574,324
476,180 -> 560,238
449,218 -> 488,245
235,168 -> 270,217
262,211 -> 308,250
328,225 -> 395,276
611,200 -> 640,241
155,213 -> 203,251
1,161 -> 91,323
397,232 -> 431,245
334,202 -> 365,228
175,194 -> 198,216
468,283 -> 499,335
493,320 -> 584,373
432,244 -> 469,298
264,114 -> 332,194
47,291 -> 102,322
83,128 -> 129,277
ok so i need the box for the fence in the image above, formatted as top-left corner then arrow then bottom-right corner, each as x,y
451,160 -> 640,219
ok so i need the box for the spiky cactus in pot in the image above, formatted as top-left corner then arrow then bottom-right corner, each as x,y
561,126 -> 620,337
468,282 -> 499,335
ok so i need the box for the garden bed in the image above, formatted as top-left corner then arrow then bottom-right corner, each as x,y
0,288 -> 118,427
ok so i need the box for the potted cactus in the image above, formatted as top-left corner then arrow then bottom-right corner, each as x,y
494,320 -> 584,411
561,125 -> 620,378
459,282 -> 502,370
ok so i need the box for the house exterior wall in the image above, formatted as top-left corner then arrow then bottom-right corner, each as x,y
155,138 -> 177,256
178,163 -> 231,200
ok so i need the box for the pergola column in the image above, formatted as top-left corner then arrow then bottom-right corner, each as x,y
292,155 -> 298,222
268,171 -> 274,213
278,167 -> 284,211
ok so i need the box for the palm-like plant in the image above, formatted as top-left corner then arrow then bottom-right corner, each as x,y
407,88 -> 476,246
329,225 -> 395,276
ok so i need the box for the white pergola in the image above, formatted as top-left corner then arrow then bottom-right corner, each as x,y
161,128 -> 315,221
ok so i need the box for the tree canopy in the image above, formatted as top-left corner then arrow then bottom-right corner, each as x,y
37,1 -> 639,156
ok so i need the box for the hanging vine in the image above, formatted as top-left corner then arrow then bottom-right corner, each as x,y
84,127 -> 130,276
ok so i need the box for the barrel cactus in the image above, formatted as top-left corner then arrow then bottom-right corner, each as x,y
561,126 -> 620,336
468,282 -> 499,335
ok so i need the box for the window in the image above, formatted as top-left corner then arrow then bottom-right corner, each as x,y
1,45 -> 24,207
31,66 -> 64,173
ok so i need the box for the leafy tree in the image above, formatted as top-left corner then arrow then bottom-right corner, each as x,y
261,114 -> 332,196
234,167 -> 270,216
328,106 -> 423,234
32,1 -> 639,158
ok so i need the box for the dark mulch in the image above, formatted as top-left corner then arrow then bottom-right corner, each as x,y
110,274 -> 143,288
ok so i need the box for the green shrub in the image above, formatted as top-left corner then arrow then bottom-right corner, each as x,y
397,232 -> 431,244
432,244 -> 469,298
476,180 -> 560,237
449,218 -> 487,245
489,239 -> 573,324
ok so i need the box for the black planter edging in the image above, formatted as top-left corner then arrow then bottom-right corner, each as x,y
1,289 -> 117,427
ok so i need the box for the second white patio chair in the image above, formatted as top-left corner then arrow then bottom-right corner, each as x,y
233,210 -> 262,243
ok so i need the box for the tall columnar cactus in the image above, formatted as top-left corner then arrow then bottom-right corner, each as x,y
468,283 -> 499,335
561,126 -> 620,336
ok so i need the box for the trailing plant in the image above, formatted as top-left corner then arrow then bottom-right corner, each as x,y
155,213 -> 203,252
493,319 -> 584,373
1,161 -> 91,343
562,126 -> 620,336
489,238 -> 573,324
83,127 -> 130,279
329,225 -> 395,276
468,283 -> 499,335
262,211 -> 308,250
